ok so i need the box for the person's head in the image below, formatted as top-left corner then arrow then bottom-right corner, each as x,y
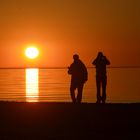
73,54 -> 79,61
97,52 -> 103,58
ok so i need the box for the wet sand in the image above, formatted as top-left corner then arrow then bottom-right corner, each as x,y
0,102 -> 140,140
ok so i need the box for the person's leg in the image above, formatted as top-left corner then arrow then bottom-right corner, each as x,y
77,83 -> 84,103
96,77 -> 101,103
70,83 -> 76,103
102,76 -> 107,103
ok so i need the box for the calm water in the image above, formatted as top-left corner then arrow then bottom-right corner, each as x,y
0,68 -> 140,103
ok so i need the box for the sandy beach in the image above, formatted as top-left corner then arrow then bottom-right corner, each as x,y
0,102 -> 140,140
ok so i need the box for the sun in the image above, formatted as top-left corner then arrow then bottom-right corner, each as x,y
25,46 -> 39,59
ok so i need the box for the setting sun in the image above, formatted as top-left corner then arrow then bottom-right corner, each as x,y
25,47 -> 39,59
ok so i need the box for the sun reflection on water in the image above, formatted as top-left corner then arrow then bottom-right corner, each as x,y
26,68 -> 39,102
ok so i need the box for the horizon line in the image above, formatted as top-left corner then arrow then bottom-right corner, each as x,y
0,66 -> 140,69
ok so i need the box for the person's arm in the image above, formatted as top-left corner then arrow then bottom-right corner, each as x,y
92,58 -> 97,65
104,56 -> 110,65
82,63 -> 88,82
68,64 -> 73,74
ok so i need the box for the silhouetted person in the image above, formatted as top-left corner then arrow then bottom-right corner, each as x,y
68,54 -> 88,103
92,52 -> 110,104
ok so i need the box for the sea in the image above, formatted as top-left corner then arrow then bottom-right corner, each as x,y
0,68 -> 140,103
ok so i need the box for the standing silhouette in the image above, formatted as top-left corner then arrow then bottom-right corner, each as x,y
68,54 -> 88,103
92,52 -> 110,104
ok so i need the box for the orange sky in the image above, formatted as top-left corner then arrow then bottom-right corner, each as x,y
0,0 -> 140,68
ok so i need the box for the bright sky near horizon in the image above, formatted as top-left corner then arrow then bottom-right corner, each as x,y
0,0 -> 140,68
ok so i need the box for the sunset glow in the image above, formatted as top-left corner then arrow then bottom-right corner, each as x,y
26,68 -> 39,102
0,0 -> 140,68
25,47 -> 39,59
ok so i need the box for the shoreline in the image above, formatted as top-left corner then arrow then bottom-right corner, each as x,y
1,100 -> 140,104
